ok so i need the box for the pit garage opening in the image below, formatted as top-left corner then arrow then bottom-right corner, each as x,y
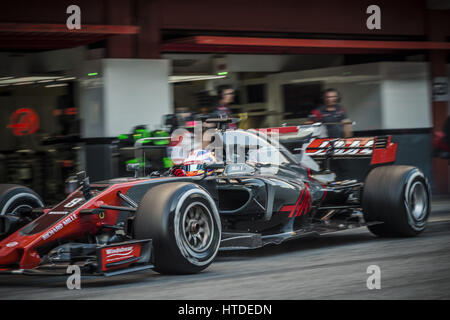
164,38 -> 448,188
0,0 -> 449,202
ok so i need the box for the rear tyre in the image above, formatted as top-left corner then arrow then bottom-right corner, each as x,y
362,166 -> 430,237
133,182 -> 221,274
0,184 -> 44,216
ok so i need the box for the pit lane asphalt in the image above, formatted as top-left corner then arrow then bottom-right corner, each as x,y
1,199 -> 450,300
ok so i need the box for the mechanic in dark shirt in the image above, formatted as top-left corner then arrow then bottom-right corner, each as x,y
307,88 -> 352,138
210,84 -> 237,129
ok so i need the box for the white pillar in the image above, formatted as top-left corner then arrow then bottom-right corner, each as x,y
78,59 -> 171,138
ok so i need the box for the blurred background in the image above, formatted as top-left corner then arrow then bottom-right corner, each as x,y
0,0 -> 449,203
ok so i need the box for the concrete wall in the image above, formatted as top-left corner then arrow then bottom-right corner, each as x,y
103,59 -> 171,136
266,62 -> 433,181
78,59 -> 172,138
226,54 -> 344,73
265,62 -> 383,127
0,47 -> 87,78
266,62 -> 432,131
78,59 -> 104,138
330,82 -> 382,132
380,63 -> 432,130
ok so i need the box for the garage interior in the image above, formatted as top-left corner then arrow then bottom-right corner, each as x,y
0,0 -> 449,202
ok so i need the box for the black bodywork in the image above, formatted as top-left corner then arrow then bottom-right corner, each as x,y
124,128 -> 373,250
0,126 -> 382,275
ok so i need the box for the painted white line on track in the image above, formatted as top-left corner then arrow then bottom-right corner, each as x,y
429,216 -> 450,223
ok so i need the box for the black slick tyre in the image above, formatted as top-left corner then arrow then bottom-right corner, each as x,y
133,182 -> 221,274
362,166 -> 430,237
0,184 -> 44,216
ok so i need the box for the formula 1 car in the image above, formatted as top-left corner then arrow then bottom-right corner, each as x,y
0,120 -> 431,276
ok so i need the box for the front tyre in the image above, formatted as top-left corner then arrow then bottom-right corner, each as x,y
0,184 -> 44,216
362,166 -> 430,237
133,182 -> 221,274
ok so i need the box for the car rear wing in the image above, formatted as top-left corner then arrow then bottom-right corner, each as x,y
304,136 -> 398,165
257,125 -> 398,166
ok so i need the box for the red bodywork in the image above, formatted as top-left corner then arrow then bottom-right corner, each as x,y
0,178 -> 153,271
306,136 -> 397,165
259,126 -> 398,165
370,137 -> 398,165
280,183 -> 312,218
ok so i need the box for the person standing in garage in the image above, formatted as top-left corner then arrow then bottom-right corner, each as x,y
307,88 -> 352,138
210,84 -> 237,129
307,88 -> 352,179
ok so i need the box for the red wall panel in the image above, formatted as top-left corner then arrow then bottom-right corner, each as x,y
0,0 -> 434,37
0,0 -> 108,24
161,0 -> 427,36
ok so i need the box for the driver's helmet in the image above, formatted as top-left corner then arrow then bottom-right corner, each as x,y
183,150 -> 217,176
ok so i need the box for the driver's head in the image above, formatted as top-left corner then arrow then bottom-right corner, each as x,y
183,150 -> 217,176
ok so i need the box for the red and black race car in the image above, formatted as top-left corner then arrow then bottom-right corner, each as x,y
0,121 -> 431,276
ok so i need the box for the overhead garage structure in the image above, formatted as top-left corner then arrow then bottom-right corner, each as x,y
0,0 -> 449,194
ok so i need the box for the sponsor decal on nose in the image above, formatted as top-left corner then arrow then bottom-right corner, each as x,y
6,241 -> 18,248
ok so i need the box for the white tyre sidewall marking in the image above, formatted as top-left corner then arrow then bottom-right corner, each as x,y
1,192 -> 43,216
404,171 -> 428,231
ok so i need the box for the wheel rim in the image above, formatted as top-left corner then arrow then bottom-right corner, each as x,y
408,181 -> 427,220
181,202 -> 213,253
